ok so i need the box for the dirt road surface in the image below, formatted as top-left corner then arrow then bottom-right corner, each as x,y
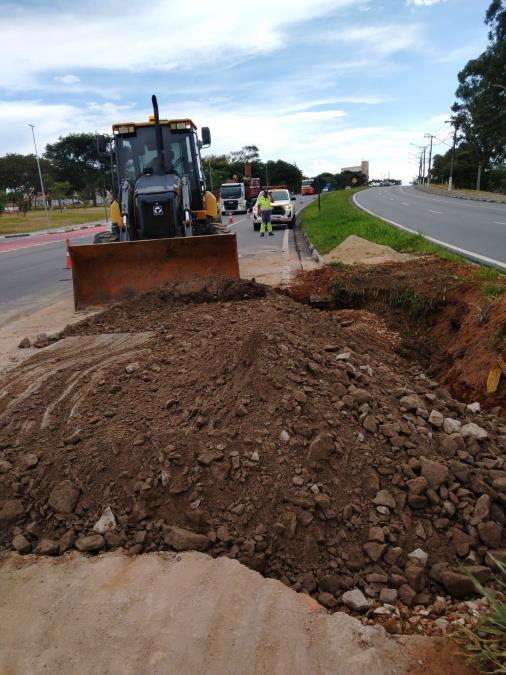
0,551 -> 475,675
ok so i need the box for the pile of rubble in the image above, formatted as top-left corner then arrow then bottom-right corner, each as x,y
0,281 -> 505,623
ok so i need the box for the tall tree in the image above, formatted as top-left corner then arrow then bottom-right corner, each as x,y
44,133 -> 111,206
452,0 -> 506,189
0,153 -> 53,207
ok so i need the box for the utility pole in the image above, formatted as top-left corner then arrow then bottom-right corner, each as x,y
445,120 -> 459,192
424,134 -> 434,187
29,124 -> 50,227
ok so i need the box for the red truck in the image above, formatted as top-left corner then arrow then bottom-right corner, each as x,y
219,164 -> 261,213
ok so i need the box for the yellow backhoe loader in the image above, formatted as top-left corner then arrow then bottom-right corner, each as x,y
69,95 -> 239,309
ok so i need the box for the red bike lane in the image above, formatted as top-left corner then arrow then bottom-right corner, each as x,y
0,225 -> 106,253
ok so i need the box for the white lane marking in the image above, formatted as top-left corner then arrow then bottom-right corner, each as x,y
401,202 -> 409,206
428,210 -> 443,214
494,221 -> 506,225
353,193 -> 506,272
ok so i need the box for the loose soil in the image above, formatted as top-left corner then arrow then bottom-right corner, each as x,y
0,277 -> 505,650
290,257 -> 506,418
323,235 -> 417,266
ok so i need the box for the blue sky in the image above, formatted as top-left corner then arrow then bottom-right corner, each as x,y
0,0 -> 492,182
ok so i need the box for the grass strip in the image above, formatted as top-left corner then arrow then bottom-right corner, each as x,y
301,189 -> 464,262
0,207 -> 106,235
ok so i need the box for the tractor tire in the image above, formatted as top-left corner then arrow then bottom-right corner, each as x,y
93,231 -> 119,244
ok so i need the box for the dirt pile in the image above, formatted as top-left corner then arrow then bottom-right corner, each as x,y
0,279 -> 505,626
322,235 -> 416,266
290,257 -> 506,417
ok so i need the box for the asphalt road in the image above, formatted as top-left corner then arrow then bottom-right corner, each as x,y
0,197 -> 313,316
354,186 -> 506,270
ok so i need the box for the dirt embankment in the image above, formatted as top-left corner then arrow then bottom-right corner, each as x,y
290,257 -> 506,417
0,278 -> 505,640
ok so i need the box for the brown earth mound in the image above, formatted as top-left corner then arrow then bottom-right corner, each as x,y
290,257 -> 506,417
0,279 -> 505,629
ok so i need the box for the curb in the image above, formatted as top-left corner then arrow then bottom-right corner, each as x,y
1,221 -> 106,240
415,185 -> 506,204
297,199 -> 324,265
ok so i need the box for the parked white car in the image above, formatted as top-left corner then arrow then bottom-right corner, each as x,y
253,188 -> 296,230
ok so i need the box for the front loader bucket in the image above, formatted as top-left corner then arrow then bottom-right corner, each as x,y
69,233 -> 240,309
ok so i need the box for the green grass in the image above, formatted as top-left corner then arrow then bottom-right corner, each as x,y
484,284 -> 505,300
457,559 -> 506,673
429,183 -> 506,200
474,267 -> 501,282
301,189 -> 464,262
0,206 -> 107,235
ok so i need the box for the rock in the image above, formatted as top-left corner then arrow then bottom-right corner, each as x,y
197,449 -> 224,466
125,362 -> 139,373
63,430 -> 82,445
306,432 -> 334,463
318,574 -> 341,594
484,549 -> 506,569
362,416 -> 378,434
384,547 -> 403,565
408,548 -> 428,567
478,522 -> 503,548
279,430 -> 290,443
33,333 -> 49,348
318,592 -> 338,609
12,534 -> 31,554
461,423 -> 488,442
379,588 -> 398,604
439,435 -> 458,458
216,526 -> 230,542
451,528 -> 472,557
492,477 -> 506,493
93,507 -> 117,534
404,565 -> 425,593
341,589 -> 369,612
34,539 -> 59,556
368,527 -> 385,543
19,453 -> 38,470
293,389 -> 307,404
473,494 -> 491,521
440,570 -> 475,599
48,481 -> 80,513
75,534 -> 105,552
351,388 -> 372,404
0,460 -> 12,474
467,402 -> 481,413
17,337 -> 31,349
449,460 -> 470,483
163,526 -> 209,552
400,394 -> 426,411
364,542 -> 386,562
428,410 -> 444,428
420,457 -> 448,489
0,499 -> 25,528
372,490 -> 396,509
292,476 -> 304,486
398,584 -> 417,607
406,476 -> 428,495
443,418 -> 461,435
59,530 -> 76,554
104,532 -> 124,550
235,404 -> 248,417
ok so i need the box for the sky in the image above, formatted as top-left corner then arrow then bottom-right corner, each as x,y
0,0 -> 493,183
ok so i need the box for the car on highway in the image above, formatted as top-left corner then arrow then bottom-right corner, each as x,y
253,188 -> 296,231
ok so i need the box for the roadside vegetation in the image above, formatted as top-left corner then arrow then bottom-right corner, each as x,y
0,206 -> 106,235
427,184 -> 506,200
456,560 -> 506,673
301,188 -> 464,262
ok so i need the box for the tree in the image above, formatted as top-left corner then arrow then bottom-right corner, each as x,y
0,153 -> 53,208
264,159 -> 303,192
452,0 -> 506,189
228,145 -> 260,164
48,181 -> 72,210
44,133 -> 111,206
0,191 -> 7,215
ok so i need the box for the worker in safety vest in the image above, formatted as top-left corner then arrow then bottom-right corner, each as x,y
257,189 -> 274,237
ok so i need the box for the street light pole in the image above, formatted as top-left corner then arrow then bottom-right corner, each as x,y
445,119 -> 459,192
29,124 -> 50,227
424,134 -> 434,187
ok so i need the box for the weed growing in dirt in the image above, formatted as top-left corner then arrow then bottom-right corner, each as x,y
457,559 -> 506,673
494,320 -> 506,350
474,267 -> 501,282
388,287 -> 437,322
301,189 -> 466,263
484,284 -> 505,300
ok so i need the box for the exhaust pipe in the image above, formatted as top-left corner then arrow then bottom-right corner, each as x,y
151,94 -> 165,175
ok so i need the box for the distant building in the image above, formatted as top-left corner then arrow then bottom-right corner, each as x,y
341,161 -> 369,180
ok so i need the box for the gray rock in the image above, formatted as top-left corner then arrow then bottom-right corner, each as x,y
341,589 -> 369,612
372,490 -> 396,509
408,548 -> 428,567
461,423 -> 488,441
400,394 -> 426,411
428,410 -> 444,428
125,362 -> 139,373
93,507 -> 117,534
19,453 -> 38,470
443,418 -> 461,435
379,588 -> 398,604
48,481 -> 80,513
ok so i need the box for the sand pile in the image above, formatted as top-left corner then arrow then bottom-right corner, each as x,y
322,235 -> 416,266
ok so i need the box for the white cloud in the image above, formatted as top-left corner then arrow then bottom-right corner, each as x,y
54,74 -> 80,85
0,0 -> 361,90
407,0 -> 446,5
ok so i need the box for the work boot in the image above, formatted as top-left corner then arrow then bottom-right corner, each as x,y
269,232 -> 274,236
260,233 -> 265,237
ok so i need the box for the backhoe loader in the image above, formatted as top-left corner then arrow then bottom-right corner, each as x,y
69,95 -> 239,309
